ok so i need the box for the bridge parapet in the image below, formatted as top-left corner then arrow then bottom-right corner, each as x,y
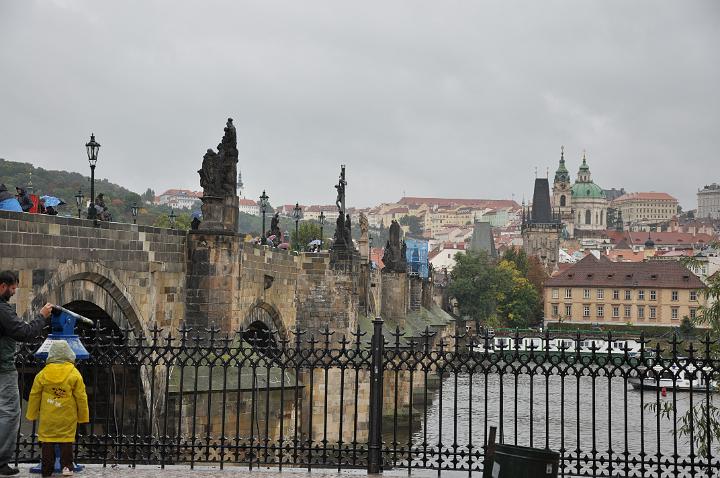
0,210 -> 186,330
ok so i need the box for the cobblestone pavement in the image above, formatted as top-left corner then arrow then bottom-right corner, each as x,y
11,464 -> 448,478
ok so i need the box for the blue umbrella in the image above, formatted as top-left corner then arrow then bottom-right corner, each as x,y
40,196 -> 65,207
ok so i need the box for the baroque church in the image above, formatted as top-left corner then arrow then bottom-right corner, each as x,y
551,147 -> 608,238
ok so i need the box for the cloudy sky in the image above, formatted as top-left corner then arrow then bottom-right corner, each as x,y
1,1 -> 718,209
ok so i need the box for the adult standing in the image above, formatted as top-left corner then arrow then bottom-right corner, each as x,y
0,185 -> 22,212
0,271 -> 52,475
15,188 -> 33,213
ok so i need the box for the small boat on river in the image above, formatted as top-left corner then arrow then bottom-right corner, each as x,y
629,359 -> 718,392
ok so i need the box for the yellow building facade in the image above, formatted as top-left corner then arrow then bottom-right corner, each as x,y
544,255 -> 706,327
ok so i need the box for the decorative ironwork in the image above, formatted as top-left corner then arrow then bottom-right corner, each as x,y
12,325 -> 720,476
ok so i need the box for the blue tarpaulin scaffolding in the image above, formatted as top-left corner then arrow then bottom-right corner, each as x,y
405,238 -> 429,278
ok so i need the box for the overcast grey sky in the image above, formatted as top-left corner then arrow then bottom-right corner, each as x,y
1,1 -> 718,209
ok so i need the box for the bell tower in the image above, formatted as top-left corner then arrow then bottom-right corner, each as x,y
552,146 -> 573,236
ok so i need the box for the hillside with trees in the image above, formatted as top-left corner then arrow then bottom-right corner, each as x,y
1,158 -> 175,225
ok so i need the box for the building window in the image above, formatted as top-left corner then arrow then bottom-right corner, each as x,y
690,291 -> 698,301
565,304 -> 572,317
565,289 -> 572,299
638,306 -> 645,319
552,288 -> 559,299
690,308 -> 696,319
560,195 -> 566,207
650,290 -> 657,301
624,306 -> 631,318
625,290 -> 631,301
597,305 -> 604,317
585,210 -> 591,225
612,306 -> 620,318
597,289 -> 604,300
613,290 -> 619,300
671,290 -> 678,302
552,304 -> 559,317
583,305 -> 590,317
583,289 -> 591,299
671,307 -> 679,320
650,307 -> 657,319
638,290 -> 645,300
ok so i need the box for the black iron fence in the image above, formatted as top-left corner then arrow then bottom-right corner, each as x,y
13,320 -> 720,477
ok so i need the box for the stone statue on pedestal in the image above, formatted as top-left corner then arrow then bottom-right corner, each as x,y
196,118 -> 240,232
382,220 -> 407,273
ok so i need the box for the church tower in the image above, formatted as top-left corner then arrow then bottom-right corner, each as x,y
522,177 -> 562,272
570,151 -> 608,237
552,146 -> 574,236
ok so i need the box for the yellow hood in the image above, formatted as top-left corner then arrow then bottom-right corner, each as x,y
42,363 -> 75,384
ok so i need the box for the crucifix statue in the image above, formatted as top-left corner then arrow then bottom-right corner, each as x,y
335,164 -> 347,216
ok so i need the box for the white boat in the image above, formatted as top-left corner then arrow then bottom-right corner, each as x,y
629,360 -> 717,392
472,337 -> 644,357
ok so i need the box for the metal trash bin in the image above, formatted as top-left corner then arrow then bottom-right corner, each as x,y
482,443 -> 559,478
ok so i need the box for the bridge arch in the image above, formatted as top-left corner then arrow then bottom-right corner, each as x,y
239,301 -> 288,342
31,262 -> 147,337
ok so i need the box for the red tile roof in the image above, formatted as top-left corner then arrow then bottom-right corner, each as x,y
238,198 -> 258,207
607,231 -> 715,246
613,192 -> 678,202
159,189 -> 203,198
398,197 -> 519,209
545,254 -> 704,288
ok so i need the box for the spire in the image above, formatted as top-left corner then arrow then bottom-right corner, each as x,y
554,145 -> 569,184
577,150 -> 591,182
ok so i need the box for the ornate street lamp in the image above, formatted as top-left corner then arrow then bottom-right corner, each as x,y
260,190 -> 269,244
292,202 -> 302,250
74,190 -> 84,219
85,133 -> 100,225
131,202 -> 139,224
169,209 -> 176,229
319,210 -> 325,250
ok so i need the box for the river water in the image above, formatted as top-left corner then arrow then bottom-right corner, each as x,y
382,371 -> 717,475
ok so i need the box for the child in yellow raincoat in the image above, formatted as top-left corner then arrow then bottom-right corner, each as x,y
26,341 -> 89,477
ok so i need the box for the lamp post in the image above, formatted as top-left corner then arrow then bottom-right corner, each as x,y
74,190 -> 84,219
260,190 -> 269,244
319,210 -> 325,250
292,202 -> 302,250
169,209 -> 176,229
85,134 -> 100,225
131,202 -> 139,224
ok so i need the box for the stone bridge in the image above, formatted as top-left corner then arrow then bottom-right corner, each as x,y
0,209 -> 369,340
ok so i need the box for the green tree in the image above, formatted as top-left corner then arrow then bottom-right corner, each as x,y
448,251 -> 500,329
448,251 -> 542,330
291,221 -> 321,251
237,171 -> 244,195
399,215 -> 424,236
141,188 -> 155,203
647,247 -> 720,457
153,211 -> 191,231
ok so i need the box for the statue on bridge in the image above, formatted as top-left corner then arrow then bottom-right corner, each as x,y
330,165 -> 356,262
382,220 -> 407,273
198,118 -> 238,197
196,118 -> 241,232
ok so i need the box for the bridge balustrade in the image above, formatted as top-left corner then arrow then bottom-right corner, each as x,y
12,322 -> 720,477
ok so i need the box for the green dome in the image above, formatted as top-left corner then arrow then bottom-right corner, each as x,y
571,181 -> 606,199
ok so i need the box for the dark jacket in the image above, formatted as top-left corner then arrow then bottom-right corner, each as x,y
16,187 -> 33,212
0,184 -> 14,202
0,298 -> 46,373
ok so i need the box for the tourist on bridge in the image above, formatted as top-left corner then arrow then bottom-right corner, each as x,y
0,270 -> 53,476
15,187 -> 33,212
0,185 -> 22,212
27,341 -> 89,477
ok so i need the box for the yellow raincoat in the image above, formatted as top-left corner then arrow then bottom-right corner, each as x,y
26,362 -> 90,442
